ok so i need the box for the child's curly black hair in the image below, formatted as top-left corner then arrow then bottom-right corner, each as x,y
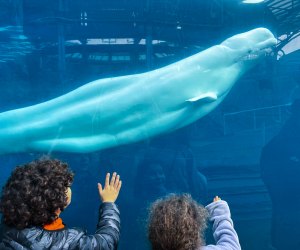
0,158 -> 74,229
148,194 -> 208,250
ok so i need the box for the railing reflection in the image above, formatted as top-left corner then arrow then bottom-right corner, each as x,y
223,103 -> 291,136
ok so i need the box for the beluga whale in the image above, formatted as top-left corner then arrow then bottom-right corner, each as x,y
0,28 -> 276,154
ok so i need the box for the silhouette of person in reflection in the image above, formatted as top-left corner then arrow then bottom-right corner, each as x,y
66,153 -> 101,231
131,159 -> 168,250
260,99 -> 300,250
143,126 -> 208,203
134,159 -> 168,202
130,126 -> 208,250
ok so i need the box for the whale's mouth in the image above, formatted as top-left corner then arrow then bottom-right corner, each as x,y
241,53 -> 260,61
239,46 -> 274,62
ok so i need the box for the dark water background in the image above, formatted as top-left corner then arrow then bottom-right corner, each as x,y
1,1 -> 300,250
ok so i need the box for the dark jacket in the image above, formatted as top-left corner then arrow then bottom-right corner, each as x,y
0,202 -> 120,250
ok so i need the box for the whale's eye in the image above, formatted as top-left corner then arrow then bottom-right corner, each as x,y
248,49 -> 252,54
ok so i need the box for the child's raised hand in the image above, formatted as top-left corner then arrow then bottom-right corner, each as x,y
98,172 -> 122,203
213,196 -> 221,202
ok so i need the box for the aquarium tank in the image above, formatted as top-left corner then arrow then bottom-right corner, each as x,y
0,0 -> 300,249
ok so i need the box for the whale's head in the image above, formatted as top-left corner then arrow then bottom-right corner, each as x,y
182,28 -> 277,125
201,28 -> 277,100
221,28 -> 277,64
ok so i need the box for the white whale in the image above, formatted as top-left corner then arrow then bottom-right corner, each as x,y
0,28 -> 276,154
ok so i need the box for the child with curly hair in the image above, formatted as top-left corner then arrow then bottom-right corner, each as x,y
0,158 -> 122,249
148,194 -> 241,250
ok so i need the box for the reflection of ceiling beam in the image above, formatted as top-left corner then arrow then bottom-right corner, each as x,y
23,0 -> 230,47
265,0 -> 300,35
22,0 -> 293,61
36,43 -> 199,56
277,5 -> 300,23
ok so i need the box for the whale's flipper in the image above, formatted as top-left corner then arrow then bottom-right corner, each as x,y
186,93 -> 218,103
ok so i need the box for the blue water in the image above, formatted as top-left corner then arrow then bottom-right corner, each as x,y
1,1 -> 300,250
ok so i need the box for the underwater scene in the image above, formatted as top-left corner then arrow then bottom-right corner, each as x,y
0,0 -> 300,249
